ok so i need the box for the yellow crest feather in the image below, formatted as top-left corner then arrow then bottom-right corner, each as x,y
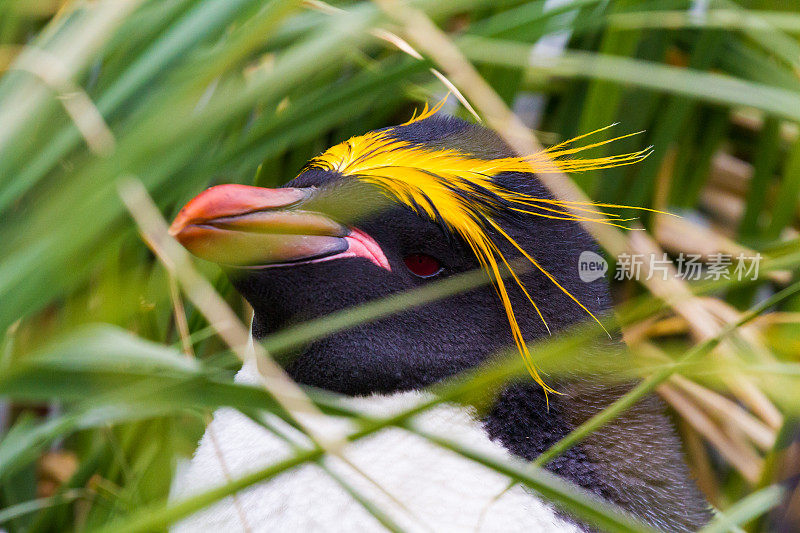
306,105 -> 654,394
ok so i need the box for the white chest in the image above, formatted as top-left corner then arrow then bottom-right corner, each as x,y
170,363 -> 580,533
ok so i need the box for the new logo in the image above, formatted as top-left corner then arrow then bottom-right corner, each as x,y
578,250 -> 608,283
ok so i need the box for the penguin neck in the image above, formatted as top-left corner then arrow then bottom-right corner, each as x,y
246,317 -> 710,530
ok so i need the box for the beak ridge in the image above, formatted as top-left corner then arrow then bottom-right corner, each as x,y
169,184 -> 349,266
169,184 -> 310,237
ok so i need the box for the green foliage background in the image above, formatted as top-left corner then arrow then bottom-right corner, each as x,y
1,0 -> 799,531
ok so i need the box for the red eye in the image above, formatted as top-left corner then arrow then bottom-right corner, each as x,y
404,254 -> 443,278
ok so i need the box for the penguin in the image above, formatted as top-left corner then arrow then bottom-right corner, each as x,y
168,107 -> 711,532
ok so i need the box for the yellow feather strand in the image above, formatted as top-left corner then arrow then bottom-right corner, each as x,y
306,114 -> 660,393
400,97 -> 448,125
508,201 -> 632,221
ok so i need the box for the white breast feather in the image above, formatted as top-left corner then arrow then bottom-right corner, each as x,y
169,361 -> 580,532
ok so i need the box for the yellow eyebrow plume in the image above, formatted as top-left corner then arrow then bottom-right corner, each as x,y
306,105 -> 652,394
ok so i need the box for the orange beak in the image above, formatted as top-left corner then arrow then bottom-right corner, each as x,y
169,184 -> 350,267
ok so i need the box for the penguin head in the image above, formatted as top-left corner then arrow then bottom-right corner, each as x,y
170,111 -> 644,395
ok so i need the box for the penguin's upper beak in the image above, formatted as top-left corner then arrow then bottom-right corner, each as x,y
169,184 -> 390,270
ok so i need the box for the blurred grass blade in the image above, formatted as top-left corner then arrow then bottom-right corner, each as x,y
459,36 -> 800,121
0,490 -> 88,525
699,485 -> 785,533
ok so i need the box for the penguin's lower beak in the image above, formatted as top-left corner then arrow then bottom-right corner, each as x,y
169,184 -> 390,270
